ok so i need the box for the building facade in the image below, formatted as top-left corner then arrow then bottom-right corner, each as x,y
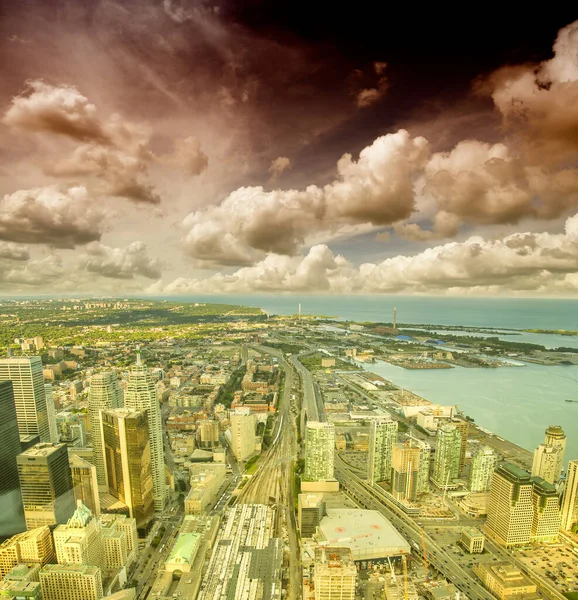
390,443 -> 421,502
544,425 -> 566,483
39,565 -> 103,600
531,444 -> 562,485
229,409 -> 256,462
431,425 -> 461,489
304,422 -> 335,482
368,418 -> 398,485
69,454 -> 100,516
313,547 -> 356,600
530,477 -> 560,542
560,460 -> 578,531
468,446 -> 498,493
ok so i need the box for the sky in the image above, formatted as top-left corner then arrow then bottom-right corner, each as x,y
1,1 -> 578,296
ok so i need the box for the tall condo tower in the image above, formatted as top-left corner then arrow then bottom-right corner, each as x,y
532,444 -> 562,485
304,422 -> 335,482
431,424 -> 461,489
390,442 -> 421,502
88,372 -> 123,489
543,425 -> 566,482
0,381 -> 26,537
0,357 -> 50,442
124,353 -> 165,512
368,417 -> 398,485
468,445 -> 498,492
561,460 -> 578,531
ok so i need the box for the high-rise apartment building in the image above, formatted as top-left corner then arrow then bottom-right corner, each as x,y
100,409 -> 154,534
405,436 -> 431,494
53,502 -> 102,568
484,463 -> 534,548
530,477 -> 560,543
124,357 -> 165,512
0,381 -> 26,538
39,564 -> 103,600
543,425 -> 566,483
468,446 -> 498,493
0,358 -> 50,443
88,372 -> 123,489
390,442 -> 421,502
431,424 -> 461,489
451,418 -> 469,474
313,547 -> 356,600
69,454 -> 100,516
17,443 -> 75,530
304,422 -> 335,482
198,420 -> 220,448
229,408 -> 256,462
368,418 -> 398,485
560,460 -> 578,531
44,385 -> 59,444
531,444 -> 562,485
0,527 -> 55,579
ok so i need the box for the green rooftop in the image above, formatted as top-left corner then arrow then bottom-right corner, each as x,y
166,533 -> 201,567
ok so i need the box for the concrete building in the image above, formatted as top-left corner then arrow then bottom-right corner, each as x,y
100,409 -> 154,535
530,477 -> 560,543
368,418 -> 398,485
560,460 -> 578,531
164,532 -> 201,573
53,502 -> 102,568
88,373 -> 123,489
40,564 -> 103,600
473,563 -> 538,600
484,464 -> 533,548
44,385 -> 59,444
69,454 -> 100,516
304,422 -> 335,482
313,547 -> 356,600
0,580 -> 42,600
431,425 -> 461,490
531,444 -> 562,485
452,419 -> 469,474
460,528 -> 485,553
544,425 -> 566,483
0,358 -> 50,443
0,527 -> 55,579
468,446 -> 498,493
0,381 -> 26,538
229,408 -> 257,462
184,467 -> 226,514
198,420 -> 219,449
390,442 -> 420,502
124,356 -> 165,513
197,505 -> 282,600
99,515 -> 137,566
17,443 -> 75,530
3,563 -> 41,583
298,494 -> 326,538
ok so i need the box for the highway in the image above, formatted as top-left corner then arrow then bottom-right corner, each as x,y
289,353 -> 324,423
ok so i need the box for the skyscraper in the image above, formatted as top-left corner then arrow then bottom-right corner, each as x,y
0,358 -> 50,443
17,443 -> 75,530
543,425 -> 566,483
451,418 -> 469,474
390,442 -> 421,502
88,372 -> 123,489
124,356 -> 165,512
367,418 -> 398,485
69,454 -> 100,516
304,422 -> 335,482
53,502 -> 102,568
39,564 -> 103,600
431,424 -> 461,489
313,547 -> 356,600
44,384 -> 59,444
100,409 -> 154,534
0,381 -> 26,538
560,460 -> 578,531
531,444 -> 562,485
530,477 -> 561,543
484,463 -> 534,548
229,408 -> 256,462
468,445 -> 498,493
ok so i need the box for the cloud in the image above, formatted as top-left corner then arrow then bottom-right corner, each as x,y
157,212 -> 578,295
80,241 -> 161,279
166,137 -> 209,176
181,130 -> 429,265
353,63 -> 388,108
3,80 -> 110,144
0,255 -> 64,286
0,185 -> 105,248
0,241 -> 29,261
162,0 -> 194,23
268,156 -> 291,182
484,20 -> 578,164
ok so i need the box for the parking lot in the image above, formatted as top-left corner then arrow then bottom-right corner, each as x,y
516,543 -> 578,594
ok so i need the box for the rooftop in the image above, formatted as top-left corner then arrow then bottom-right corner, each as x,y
166,533 -> 201,568
497,463 -> 532,484
18,443 -> 64,458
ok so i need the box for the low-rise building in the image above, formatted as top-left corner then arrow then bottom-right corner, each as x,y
473,563 -> 538,600
460,528 -> 484,553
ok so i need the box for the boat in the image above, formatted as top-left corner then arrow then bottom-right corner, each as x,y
565,399 -> 578,403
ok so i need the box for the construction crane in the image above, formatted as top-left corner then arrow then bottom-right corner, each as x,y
420,527 -> 429,582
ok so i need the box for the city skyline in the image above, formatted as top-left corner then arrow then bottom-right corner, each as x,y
0,3 -> 577,295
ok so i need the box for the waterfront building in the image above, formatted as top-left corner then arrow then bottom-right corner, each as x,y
531,444 -> 562,485
0,381 -> 26,538
560,460 -> 578,531
484,463 -> 533,548
431,425 -> 461,490
100,409 -> 154,534
451,418 -> 469,474
390,442 -> 420,502
124,356 -> 165,512
39,564 -> 103,600
69,454 -> 100,516
88,372 -> 123,489
0,358 -> 50,443
530,477 -> 560,542
44,385 -> 59,444
468,446 -> 498,493
17,443 -> 75,530
0,527 -> 55,579
229,408 -> 256,462
368,418 -> 398,485
544,425 -> 566,483
304,422 -> 335,482
313,547 -> 356,600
